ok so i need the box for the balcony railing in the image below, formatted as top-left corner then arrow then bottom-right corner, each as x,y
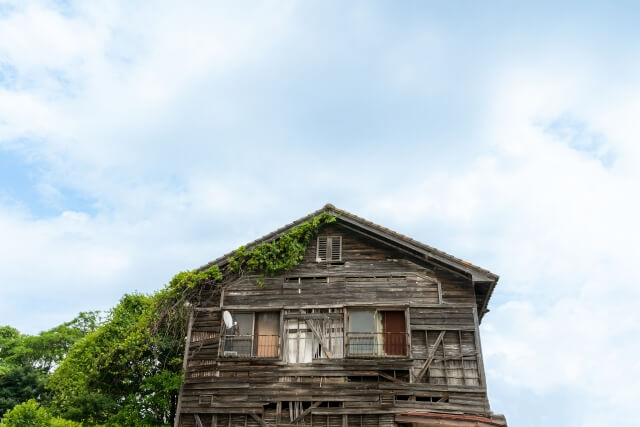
221,334 -> 280,358
346,332 -> 408,357
221,333 -> 408,358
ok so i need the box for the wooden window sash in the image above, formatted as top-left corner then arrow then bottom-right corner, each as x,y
221,311 -> 281,358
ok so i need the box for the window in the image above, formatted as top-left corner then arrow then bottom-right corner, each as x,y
222,311 -> 280,357
347,309 -> 407,356
284,309 -> 344,363
419,330 -> 481,386
316,236 -> 342,262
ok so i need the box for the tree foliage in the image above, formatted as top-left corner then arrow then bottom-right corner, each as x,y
0,367 -> 46,418
47,294 -> 182,425
0,399 -> 82,427
0,313 -> 99,417
2,213 -> 336,425
0,399 -> 50,427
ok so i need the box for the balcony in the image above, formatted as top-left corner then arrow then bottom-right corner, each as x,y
346,332 -> 408,357
221,332 -> 408,358
221,334 -> 280,358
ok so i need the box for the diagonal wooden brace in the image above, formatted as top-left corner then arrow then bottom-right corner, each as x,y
415,331 -> 445,382
290,401 -> 323,424
250,413 -> 267,427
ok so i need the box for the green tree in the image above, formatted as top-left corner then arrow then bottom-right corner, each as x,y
48,295 -> 180,425
0,366 -> 46,417
0,399 -> 82,427
0,399 -> 49,427
0,313 -> 100,418
0,327 -> 24,373
23,312 -> 100,373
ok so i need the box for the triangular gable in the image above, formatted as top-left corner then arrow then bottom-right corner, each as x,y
198,204 -> 499,321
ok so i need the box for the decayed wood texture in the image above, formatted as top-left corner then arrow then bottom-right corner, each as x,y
176,224 -> 495,426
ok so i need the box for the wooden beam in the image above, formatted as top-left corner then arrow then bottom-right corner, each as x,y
194,414 -> 204,427
290,401 -> 323,424
173,309 -> 194,427
415,330 -> 445,382
473,305 -> 488,390
250,413 -> 267,427
276,401 -> 282,425
377,371 -> 407,385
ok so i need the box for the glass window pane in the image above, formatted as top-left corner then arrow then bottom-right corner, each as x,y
227,313 -> 252,335
349,310 -> 376,355
223,313 -> 253,356
349,310 -> 375,332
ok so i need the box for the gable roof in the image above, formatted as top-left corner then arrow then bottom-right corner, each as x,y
200,203 -> 499,321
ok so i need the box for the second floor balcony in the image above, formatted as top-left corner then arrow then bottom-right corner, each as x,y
346,332 -> 408,357
222,334 -> 280,358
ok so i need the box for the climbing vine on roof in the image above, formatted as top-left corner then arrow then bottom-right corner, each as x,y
228,211 -> 336,277
163,211 -> 335,299
154,212 -> 336,334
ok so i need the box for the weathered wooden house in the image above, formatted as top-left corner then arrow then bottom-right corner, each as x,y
175,204 -> 507,427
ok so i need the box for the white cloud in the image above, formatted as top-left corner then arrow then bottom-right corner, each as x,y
0,1 -> 298,175
367,64 -> 640,424
1,2 -> 639,425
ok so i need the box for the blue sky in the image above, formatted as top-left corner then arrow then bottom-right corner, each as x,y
1,1 -> 640,426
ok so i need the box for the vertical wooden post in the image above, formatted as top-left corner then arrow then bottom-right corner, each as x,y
174,309 -> 194,427
218,286 -> 226,358
251,313 -> 256,357
280,309 -> 285,359
442,330 -> 449,385
276,401 -> 282,425
472,305 -> 488,390
343,308 -> 349,357
404,306 -> 411,358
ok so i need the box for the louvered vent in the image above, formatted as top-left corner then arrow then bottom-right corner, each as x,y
316,236 -> 342,262
317,236 -> 328,261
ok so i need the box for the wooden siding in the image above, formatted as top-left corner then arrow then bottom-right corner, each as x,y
177,224 -> 491,426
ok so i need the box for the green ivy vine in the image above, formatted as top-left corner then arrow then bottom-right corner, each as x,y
166,212 -> 334,295
153,212 -> 336,337
227,212 -> 336,277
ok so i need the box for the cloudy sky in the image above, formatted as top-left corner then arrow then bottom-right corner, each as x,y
1,1 -> 639,425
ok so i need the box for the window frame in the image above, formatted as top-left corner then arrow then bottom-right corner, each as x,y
344,306 -> 410,358
219,310 -> 282,359
316,235 -> 342,263
282,308 -> 345,363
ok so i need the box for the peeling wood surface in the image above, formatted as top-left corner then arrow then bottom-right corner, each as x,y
177,224 -> 498,426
